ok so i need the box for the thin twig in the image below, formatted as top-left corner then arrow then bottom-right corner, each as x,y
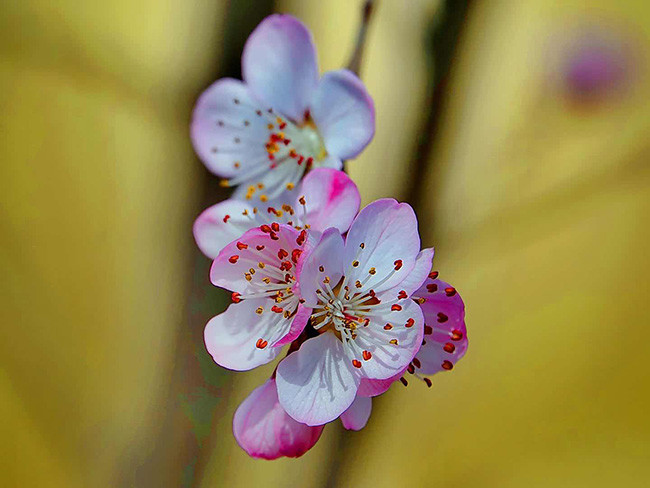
347,0 -> 376,76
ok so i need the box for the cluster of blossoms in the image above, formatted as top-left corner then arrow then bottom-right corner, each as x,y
192,14 -> 468,459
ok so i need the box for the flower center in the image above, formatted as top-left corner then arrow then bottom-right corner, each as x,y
243,111 -> 328,201
311,278 -> 376,342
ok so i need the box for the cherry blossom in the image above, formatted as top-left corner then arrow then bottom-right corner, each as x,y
191,15 -> 374,203
275,199 -> 433,425
204,223 -> 311,371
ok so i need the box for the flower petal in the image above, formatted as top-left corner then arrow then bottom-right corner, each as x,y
415,278 -> 468,375
242,14 -> 318,122
343,199 -> 421,294
354,298 -> 425,379
204,299 -> 283,371
273,303 -> 311,347
193,200 -> 256,259
233,378 -> 324,459
210,224 -> 300,293
190,78 -> 269,177
276,332 -> 360,426
298,168 -> 361,234
297,228 -> 345,307
310,69 -> 375,160
340,395 -> 372,431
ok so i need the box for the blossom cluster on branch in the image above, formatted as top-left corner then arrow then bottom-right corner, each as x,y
191,14 -> 468,459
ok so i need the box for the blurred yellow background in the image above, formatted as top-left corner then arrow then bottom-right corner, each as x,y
2,0 -> 649,487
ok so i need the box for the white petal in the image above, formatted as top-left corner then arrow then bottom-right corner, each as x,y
276,333 -> 360,426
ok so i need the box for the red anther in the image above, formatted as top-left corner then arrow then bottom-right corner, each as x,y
268,154 -> 275,161
256,245 -> 265,251
260,224 -> 272,233
267,207 -> 278,215
280,261 -> 292,271
271,222 -> 280,232
283,139 -> 291,145
441,360 -> 454,370
236,242 -> 248,250
384,323 -> 393,330
277,248 -> 289,259
424,377 -> 433,388
296,230 -> 307,246
305,157 -> 313,167
284,273 -> 293,282
298,196 -> 306,205
291,249 -> 302,263
412,357 -> 421,369
391,304 -> 402,312
279,122 -> 287,130
426,283 -> 438,293
451,329 -> 464,341
424,325 -> 433,335
369,289 -> 376,298
256,338 -> 268,349
399,377 -> 409,387
443,342 -> 456,353
397,290 -> 408,299
270,232 -> 279,241
437,313 -> 448,323
429,271 -> 439,279
269,163 -> 277,169
228,255 -> 239,264
352,359 -> 362,369
304,109 -> 311,120
394,260 -> 403,270
271,305 -> 284,314
223,214 -> 231,223
297,155 -> 304,165
445,287 -> 457,297
231,292 -> 242,303
407,364 -> 415,374
405,318 -> 415,328
362,350 -> 372,361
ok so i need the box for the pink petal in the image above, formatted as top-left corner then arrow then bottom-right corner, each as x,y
297,228 -> 345,306
273,303 -> 311,347
204,300 -> 282,371
210,224 -> 300,293
343,199 -> 421,294
242,15 -> 318,122
415,277 -> 468,375
340,395 -> 372,431
357,372 -> 405,397
310,69 -> 375,160
298,168 -> 360,234
193,200 -> 255,259
353,299 -> 424,380
276,332 -> 360,426
233,378 -> 324,459
190,78 -> 268,177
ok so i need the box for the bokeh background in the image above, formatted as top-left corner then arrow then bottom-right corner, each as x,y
2,0 -> 650,486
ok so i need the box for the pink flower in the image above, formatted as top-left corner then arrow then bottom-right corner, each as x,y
204,223 -> 312,371
233,378 -> 324,459
234,378 -> 371,460
275,199 -> 434,425
191,15 -> 375,203
194,168 -> 360,259
408,273 -> 468,379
